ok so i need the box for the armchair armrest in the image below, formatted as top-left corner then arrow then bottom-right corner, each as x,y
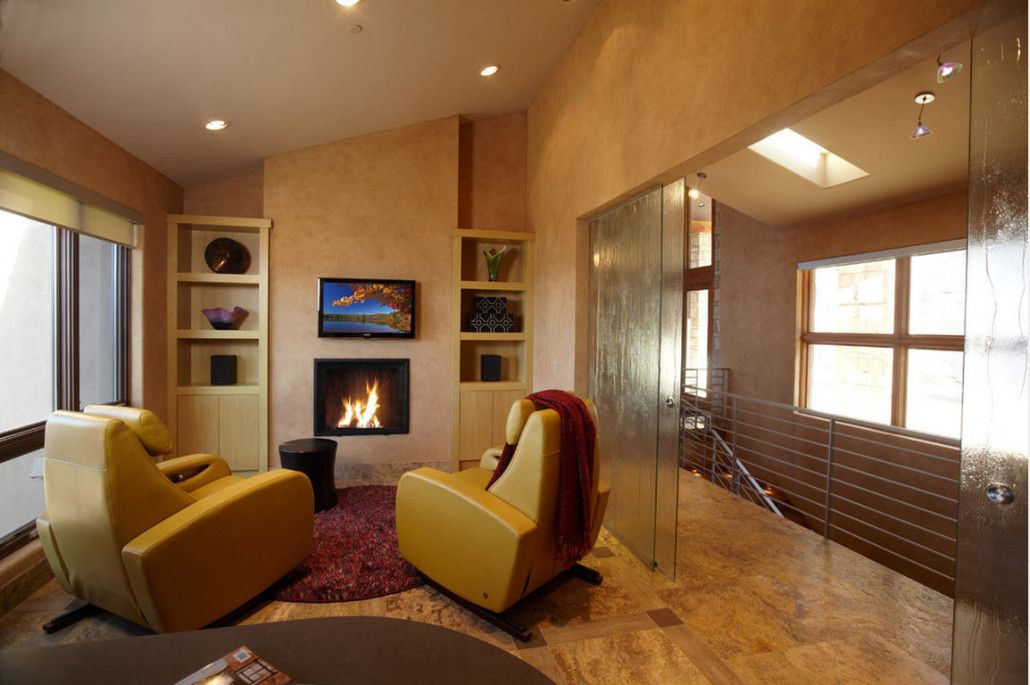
122,469 -> 313,632
157,453 -> 231,493
396,467 -> 538,613
479,446 -> 502,470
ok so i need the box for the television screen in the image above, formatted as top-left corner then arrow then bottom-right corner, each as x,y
318,278 -> 416,338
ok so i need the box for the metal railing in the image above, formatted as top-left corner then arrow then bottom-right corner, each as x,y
679,379 -> 961,596
683,400 -> 783,516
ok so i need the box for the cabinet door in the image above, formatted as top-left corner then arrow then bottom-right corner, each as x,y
177,395 -> 219,457
458,390 -> 495,465
218,394 -> 260,472
490,390 -> 526,446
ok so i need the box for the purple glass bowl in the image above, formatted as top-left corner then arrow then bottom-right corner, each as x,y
202,306 -> 249,330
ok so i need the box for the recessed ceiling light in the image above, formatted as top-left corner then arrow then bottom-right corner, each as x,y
336,0 -> 361,7
204,119 -> 229,131
480,65 -> 499,77
347,24 -> 363,34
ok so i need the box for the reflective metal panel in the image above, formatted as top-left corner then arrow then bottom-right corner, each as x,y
589,187 -> 663,566
952,8 -> 1028,683
655,180 -> 684,576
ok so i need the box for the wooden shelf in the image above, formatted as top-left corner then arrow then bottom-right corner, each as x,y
176,273 -> 260,285
176,330 -> 259,340
453,228 -> 534,242
176,384 -> 260,395
459,381 -> 527,391
452,225 -> 534,472
168,213 -> 270,475
459,332 -> 526,342
460,280 -> 527,292
168,214 -> 271,230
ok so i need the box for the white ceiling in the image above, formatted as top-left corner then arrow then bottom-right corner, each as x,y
701,43 -> 970,227
0,0 -> 598,186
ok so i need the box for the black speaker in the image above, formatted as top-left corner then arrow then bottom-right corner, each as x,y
211,355 -> 237,386
481,354 -> 502,382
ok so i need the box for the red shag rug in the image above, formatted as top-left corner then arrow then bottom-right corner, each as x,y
275,485 -> 423,603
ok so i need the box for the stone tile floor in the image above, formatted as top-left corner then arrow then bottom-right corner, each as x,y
0,470 -> 952,683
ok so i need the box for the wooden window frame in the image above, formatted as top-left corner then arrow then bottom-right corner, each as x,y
0,220 -> 131,557
796,252 -> 963,429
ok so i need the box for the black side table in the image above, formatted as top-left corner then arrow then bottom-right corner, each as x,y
278,438 -> 338,513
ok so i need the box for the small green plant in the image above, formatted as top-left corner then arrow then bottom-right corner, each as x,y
483,245 -> 508,282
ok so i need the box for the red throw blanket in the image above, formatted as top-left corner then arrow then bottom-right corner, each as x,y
486,390 -> 596,567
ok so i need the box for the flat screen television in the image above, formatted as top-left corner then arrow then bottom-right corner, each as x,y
317,278 -> 416,339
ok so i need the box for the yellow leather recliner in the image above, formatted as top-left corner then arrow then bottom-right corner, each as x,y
36,405 -> 313,633
396,397 -> 610,636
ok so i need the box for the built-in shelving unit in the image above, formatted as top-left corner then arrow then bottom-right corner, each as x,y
166,214 -> 271,475
451,228 -> 534,471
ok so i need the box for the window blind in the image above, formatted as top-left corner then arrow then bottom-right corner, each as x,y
0,168 -> 137,247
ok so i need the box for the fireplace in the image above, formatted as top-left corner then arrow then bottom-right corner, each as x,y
313,358 -> 410,436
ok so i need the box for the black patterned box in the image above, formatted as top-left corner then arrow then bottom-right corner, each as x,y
467,297 -> 515,332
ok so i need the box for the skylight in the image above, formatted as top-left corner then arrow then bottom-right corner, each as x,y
748,128 -> 868,189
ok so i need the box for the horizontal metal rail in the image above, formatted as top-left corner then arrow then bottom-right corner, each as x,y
679,372 -> 960,595
683,382 -> 960,446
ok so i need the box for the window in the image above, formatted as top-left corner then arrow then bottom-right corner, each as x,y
0,208 -> 130,556
683,191 -> 715,392
798,242 -> 965,439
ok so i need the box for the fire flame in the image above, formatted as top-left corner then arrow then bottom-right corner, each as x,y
337,381 -> 382,429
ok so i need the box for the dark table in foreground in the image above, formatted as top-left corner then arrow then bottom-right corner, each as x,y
0,616 -> 552,684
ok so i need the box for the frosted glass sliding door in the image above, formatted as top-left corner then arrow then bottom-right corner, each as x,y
589,182 -> 683,575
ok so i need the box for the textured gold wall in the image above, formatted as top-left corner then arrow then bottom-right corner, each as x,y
184,170 -> 264,218
262,117 -> 459,466
0,69 -> 183,419
458,113 -> 528,232
525,0 -> 980,391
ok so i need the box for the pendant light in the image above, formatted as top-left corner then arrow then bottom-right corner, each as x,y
911,92 -> 935,140
687,171 -> 707,200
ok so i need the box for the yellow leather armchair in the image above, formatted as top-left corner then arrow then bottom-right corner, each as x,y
36,405 -> 313,633
396,397 -> 609,631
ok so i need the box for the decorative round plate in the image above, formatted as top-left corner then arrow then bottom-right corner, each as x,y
204,237 -> 251,274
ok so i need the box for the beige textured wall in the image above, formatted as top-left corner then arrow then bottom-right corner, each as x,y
184,169 -> 264,218
458,113 -> 527,231
263,117 -> 459,467
718,190 -> 969,404
0,69 -> 183,419
525,0 -> 979,391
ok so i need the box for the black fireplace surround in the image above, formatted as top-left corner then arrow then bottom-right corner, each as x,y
313,358 -> 410,436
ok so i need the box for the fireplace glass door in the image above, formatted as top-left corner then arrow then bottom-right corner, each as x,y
313,358 -> 410,436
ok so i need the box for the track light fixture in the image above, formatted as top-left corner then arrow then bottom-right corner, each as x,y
936,55 -> 963,83
911,92 -> 934,140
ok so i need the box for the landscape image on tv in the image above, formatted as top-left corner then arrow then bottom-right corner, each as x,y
319,278 -> 415,338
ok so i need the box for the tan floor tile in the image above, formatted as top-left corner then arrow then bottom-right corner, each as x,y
549,627 -> 711,685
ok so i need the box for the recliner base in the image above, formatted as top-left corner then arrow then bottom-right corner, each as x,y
421,562 -> 604,643
42,600 -> 101,634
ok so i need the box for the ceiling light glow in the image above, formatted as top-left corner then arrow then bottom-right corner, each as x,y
336,0 -> 361,6
480,65 -> 499,77
204,119 -> 229,131
748,128 -> 868,188
751,129 -> 827,170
